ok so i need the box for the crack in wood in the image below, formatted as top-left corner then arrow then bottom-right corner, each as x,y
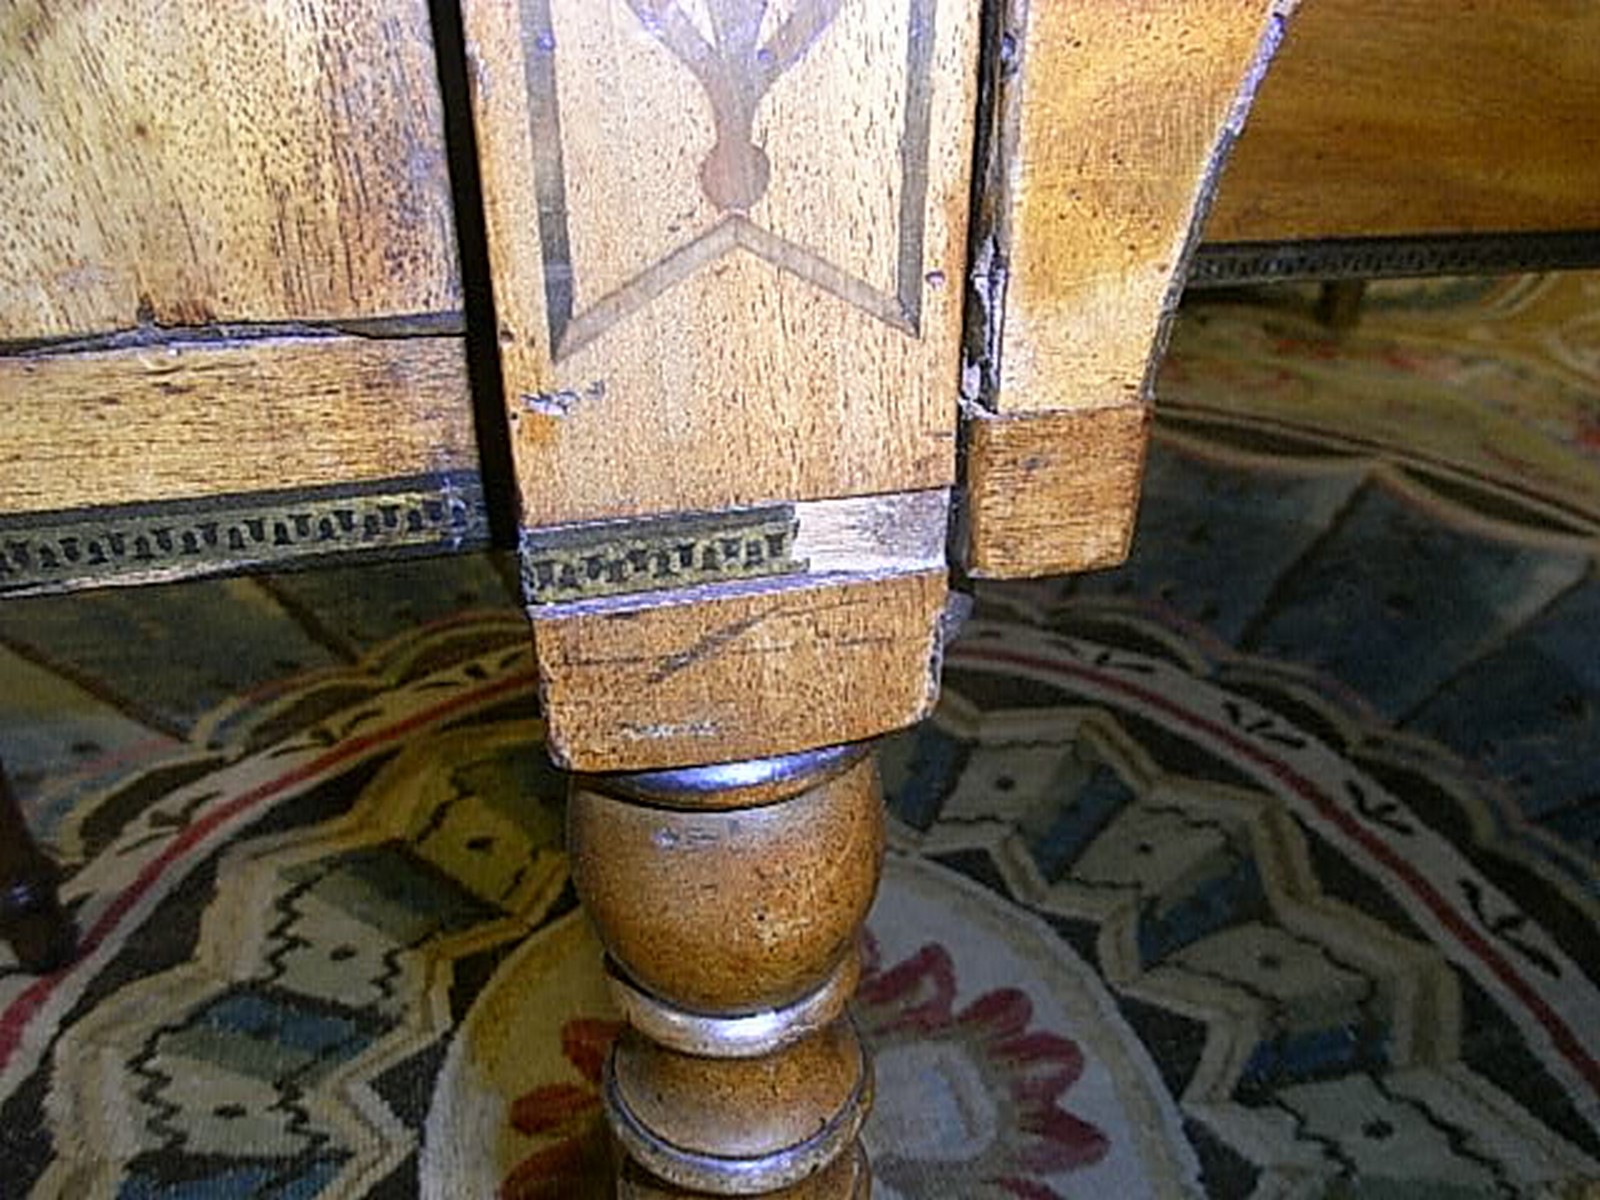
0,312 -> 467,358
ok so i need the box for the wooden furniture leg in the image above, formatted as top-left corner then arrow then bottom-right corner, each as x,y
460,5 -> 980,1189
574,746 -> 880,1196
457,2 -> 1298,1193
1317,279 -> 1368,330
0,761 -> 75,974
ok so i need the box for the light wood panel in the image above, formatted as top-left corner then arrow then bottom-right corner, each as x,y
963,403 -> 1150,579
988,0 -> 1298,415
961,0 -> 1293,581
1208,0 -> 1600,243
0,0 -> 461,340
462,0 -> 980,526
0,336 -> 473,515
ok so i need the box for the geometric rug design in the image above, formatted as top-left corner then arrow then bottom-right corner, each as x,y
3,274 -> 1599,1197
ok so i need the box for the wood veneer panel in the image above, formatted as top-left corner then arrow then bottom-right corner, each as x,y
1207,0 -> 1600,242
531,569 -> 948,771
990,0 -> 1297,416
462,0 -> 981,525
0,335 -> 473,514
963,402 -> 1151,579
0,0 -> 461,340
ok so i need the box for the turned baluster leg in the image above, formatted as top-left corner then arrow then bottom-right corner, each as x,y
454,0 -> 1297,1191
516,554 -> 947,1199
0,761 -> 75,973
458,2 -> 982,1192
571,745 -> 879,1197
518,558 -> 947,1196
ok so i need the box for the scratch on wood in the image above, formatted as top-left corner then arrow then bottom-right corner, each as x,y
0,313 -> 466,359
619,720 -> 722,742
645,606 -> 787,684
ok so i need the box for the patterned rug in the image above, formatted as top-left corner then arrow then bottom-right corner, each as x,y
2,275 -> 1598,1199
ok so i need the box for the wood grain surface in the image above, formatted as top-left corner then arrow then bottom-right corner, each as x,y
0,0 -> 461,341
463,0 -> 980,526
530,569 -> 948,771
963,402 -> 1150,579
961,0 -> 1292,580
989,0 -> 1297,415
0,336 -> 474,514
1207,0 -> 1600,243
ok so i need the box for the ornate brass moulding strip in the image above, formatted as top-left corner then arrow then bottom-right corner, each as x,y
0,472 -> 489,596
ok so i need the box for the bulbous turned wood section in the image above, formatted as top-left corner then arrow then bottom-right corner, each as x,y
569,747 -> 883,1016
607,1022 -> 873,1196
569,745 -> 885,1196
